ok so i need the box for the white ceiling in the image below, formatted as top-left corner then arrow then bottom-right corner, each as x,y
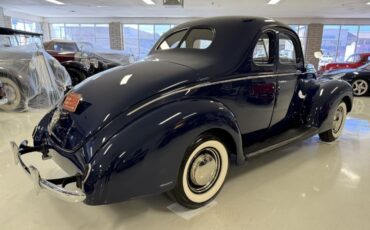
1,0 -> 370,18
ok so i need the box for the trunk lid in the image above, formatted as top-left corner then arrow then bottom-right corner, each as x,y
49,60 -> 198,150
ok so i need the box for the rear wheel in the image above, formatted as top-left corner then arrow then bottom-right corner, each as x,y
67,68 -> 86,86
171,135 -> 229,209
352,79 -> 368,96
319,102 -> 347,142
0,76 -> 24,111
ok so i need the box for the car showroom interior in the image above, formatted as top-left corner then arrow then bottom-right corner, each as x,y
0,0 -> 370,229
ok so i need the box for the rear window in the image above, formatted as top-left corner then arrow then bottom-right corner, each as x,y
158,29 -> 187,50
179,28 -> 214,49
157,28 -> 214,50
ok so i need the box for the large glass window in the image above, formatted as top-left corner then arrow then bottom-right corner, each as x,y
357,26 -> 370,55
289,25 -> 308,54
11,18 -> 42,33
123,24 -> 177,60
50,23 -> 110,49
321,25 -> 370,67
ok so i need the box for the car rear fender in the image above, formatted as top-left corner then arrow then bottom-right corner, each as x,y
83,99 -> 243,205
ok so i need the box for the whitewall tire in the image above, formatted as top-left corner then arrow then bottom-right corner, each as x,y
172,135 -> 229,209
319,102 -> 347,142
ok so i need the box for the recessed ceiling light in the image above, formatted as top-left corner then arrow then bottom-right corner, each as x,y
142,0 -> 156,5
45,0 -> 65,5
366,2 -> 370,5
268,0 -> 280,4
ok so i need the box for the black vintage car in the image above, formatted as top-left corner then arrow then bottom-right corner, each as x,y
323,62 -> 370,96
12,17 -> 352,209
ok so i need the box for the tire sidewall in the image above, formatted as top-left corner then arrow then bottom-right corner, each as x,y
332,102 -> 347,139
0,76 -> 23,111
174,135 -> 229,208
68,68 -> 86,86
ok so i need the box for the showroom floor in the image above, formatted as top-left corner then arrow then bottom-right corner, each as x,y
1,98 -> 370,230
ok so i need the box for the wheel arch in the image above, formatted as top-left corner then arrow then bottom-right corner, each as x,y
342,95 -> 352,113
82,98 -> 244,205
198,128 -> 238,159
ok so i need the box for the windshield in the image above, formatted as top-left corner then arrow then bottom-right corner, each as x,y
52,42 -> 79,52
346,54 -> 361,63
0,34 -> 42,48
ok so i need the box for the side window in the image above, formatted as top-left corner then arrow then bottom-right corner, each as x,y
279,34 -> 297,64
157,29 -> 187,50
253,33 -> 274,65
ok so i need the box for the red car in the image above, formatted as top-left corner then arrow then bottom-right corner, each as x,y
320,53 -> 370,73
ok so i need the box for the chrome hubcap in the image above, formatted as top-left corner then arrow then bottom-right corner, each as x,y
189,148 -> 220,193
352,80 -> 368,96
333,106 -> 344,134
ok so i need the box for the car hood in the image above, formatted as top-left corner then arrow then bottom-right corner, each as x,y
0,45 -> 35,61
49,60 -> 198,150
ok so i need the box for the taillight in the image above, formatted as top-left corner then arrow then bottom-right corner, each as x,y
63,92 -> 82,113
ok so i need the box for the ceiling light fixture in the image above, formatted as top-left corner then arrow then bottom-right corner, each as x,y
142,0 -> 156,5
366,2 -> 370,5
268,0 -> 280,4
45,0 -> 65,5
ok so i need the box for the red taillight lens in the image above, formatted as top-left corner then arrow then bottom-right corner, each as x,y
63,92 -> 82,113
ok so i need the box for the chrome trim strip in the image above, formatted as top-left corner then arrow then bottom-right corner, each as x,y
127,72 -> 299,116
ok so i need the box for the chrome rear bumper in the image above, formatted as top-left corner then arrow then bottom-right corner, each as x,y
10,141 -> 86,203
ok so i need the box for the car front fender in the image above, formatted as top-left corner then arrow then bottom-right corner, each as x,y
302,78 -> 353,132
83,99 -> 243,205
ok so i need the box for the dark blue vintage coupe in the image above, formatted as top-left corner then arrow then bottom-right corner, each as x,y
11,17 -> 353,209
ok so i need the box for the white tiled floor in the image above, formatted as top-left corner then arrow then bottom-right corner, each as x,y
1,98 -> 370,230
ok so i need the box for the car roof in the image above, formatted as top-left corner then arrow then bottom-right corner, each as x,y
148,16 -> 294,77
0,27 -> 42,36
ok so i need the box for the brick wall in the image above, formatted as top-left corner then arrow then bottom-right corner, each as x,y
109,22 -> 123,50
305,23 -> 324,68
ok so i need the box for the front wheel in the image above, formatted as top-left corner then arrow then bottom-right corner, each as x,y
352,79 -> 368,96
171,135 -> 229,209
319,102 -> 347,142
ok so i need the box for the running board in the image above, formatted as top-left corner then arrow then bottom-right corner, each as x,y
244,127 -> 318,159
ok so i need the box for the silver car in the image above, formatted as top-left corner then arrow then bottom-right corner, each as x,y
0,27 -> 71,111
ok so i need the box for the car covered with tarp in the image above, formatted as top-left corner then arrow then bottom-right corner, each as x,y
0,27 -> 71,111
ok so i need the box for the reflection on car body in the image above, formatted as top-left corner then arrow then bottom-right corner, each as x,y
12,17 -> 353,209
